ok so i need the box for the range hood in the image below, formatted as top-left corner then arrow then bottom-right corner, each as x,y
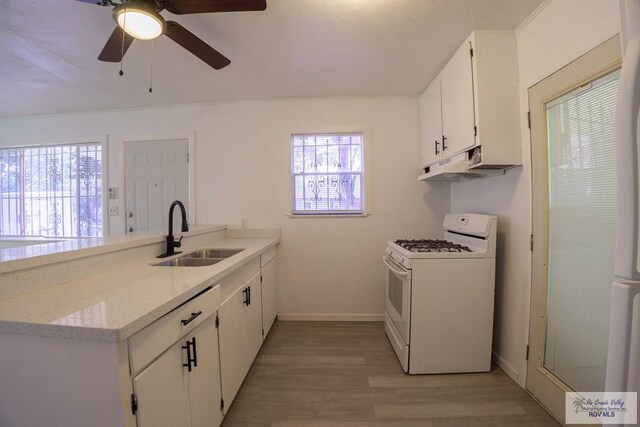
418,151 -> 509,182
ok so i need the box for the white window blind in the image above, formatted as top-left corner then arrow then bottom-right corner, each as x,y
291,133 -> 364,215
543,70 -> 618,392
0,143 -> 103,238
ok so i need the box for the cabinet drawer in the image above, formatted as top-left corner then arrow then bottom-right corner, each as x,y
260,246 -> 277,267
129,285 -> 221,375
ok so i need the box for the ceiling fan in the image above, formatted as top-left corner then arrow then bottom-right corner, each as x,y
76,0 -> 267,70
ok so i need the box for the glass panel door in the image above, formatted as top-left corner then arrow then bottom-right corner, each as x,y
526,34 -> 621,423
543,71 -> 618,392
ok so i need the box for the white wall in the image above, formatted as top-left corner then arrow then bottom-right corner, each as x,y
450,0 -> 620,386
0,96 -> 449,318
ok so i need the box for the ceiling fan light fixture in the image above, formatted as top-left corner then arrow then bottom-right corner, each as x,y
113,5 -> 166,40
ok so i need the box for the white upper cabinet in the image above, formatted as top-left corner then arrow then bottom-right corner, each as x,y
419,75 -> 444,167
419,30 -> 521,172
440,39 -> 476,157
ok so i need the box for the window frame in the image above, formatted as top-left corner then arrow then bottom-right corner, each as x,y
0,139 -> 107,238
287,129 -> 372,218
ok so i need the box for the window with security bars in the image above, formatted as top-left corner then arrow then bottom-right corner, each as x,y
0,143 -> 103,238
291,133 -> 364,215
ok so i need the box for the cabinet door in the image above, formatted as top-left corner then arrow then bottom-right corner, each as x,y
441,37 -> 476,156
133,340 -> 191,427
188,316 -> 223,427
244,272 -> 263,361
218,284 -> 248,409
419,75 -> 443,167
261,258 -> 278,338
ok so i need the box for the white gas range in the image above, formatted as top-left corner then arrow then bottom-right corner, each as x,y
383,213 -> 497,374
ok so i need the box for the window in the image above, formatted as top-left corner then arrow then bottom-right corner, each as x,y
291,133 -> 364,215
0,143 -> 103,237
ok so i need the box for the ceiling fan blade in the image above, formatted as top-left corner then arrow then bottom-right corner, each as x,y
164,21 -> 231,70
98,27 -> 134,62
164,0 -> 266,15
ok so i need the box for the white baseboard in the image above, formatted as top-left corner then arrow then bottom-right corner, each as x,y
492,350 -> 520,384
277,313 -> 385,322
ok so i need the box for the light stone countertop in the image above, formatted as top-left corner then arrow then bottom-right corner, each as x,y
0,225 -> 227,274
0,237 -> 278,342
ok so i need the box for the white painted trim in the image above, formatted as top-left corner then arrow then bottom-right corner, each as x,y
187,131 -> 196,226
102,135 -> 110,237
515,0 -> 553,34
492,350 -> 521,384
277,313 -> 384,322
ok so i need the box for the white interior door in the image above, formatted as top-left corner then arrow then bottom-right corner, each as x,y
527,36 -> 620,423
124,139 -> 188,234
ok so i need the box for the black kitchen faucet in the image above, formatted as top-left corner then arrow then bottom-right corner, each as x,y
158,200 -> 189,258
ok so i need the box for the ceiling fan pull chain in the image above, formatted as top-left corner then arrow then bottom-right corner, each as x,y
149,39 -> 154,93
119,8 -> 126,76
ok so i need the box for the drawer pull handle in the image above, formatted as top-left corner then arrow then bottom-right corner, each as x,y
181,311 -> 203,326
243,288 -> 249,306
191,337 -> 198,368
182,340 -> 192,372
182,337 -> 197,371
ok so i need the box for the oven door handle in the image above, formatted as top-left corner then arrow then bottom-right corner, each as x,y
383,256 -> 409,278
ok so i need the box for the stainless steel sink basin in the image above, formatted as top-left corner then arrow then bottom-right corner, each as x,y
183,249 -> 244,259
154,258 -> 224,267
153,248 -> 244,267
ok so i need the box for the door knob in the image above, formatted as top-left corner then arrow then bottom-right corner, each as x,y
128,211 -> 134,218
128,227 -> 134,233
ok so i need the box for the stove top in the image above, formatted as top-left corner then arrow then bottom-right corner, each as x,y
394,239 -> 472,253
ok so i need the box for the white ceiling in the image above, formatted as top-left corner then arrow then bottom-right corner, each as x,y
0,0 -> 543,118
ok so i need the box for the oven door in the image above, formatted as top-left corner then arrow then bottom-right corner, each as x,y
383,254 -> 411,344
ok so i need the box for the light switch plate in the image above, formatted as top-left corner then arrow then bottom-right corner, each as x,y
108,206 -> 119,216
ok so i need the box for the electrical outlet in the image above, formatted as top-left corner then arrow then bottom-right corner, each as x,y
108,206 -> 119,216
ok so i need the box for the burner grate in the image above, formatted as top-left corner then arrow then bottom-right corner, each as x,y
394,239 -> 472,253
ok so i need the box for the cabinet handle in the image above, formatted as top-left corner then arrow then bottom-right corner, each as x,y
182,341 -> 193,372
435,140 -> 440,155
181,311 -> 202,326
243,287 -> 249,306
442,135 -> 447,151
248,286 -> 251,306
190,337 -> 198,368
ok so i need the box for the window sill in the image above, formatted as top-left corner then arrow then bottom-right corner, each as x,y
287,213 -> 370,218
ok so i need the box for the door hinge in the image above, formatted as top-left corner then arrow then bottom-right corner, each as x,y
130,393 -> 138,415
473,125 -> 477,137
215,314 -> 219,329
525,345 -> 530,361
470,46 -> 474,58
527,111 -> 531,129
187,152 -> 190,163
220,398 -> 225,411
530,234 -> 534,252
260,274 -> 263,283
262,328 -> 265,338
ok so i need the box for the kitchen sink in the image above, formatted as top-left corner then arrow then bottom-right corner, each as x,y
183,249 -> 244,259
153,248 -> 244,267
154,258 -> 224,267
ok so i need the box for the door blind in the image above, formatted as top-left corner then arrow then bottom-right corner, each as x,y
543,70 -> 618,392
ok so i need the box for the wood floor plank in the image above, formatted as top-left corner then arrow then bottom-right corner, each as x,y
221,320 -> 560,427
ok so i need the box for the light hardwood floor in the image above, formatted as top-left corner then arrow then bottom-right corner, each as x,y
222,321 -> 559,426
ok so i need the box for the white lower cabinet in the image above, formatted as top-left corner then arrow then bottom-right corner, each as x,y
218,272 -> 263,411
133,317 -> 222,427
132,315 -> 223,427
261,257 -> 277,337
